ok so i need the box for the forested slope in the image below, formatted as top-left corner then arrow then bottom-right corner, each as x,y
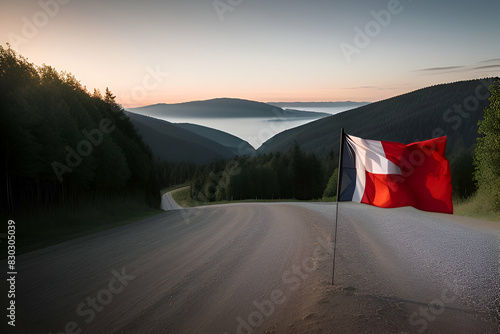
126,112 -> 239,163
0,46 -> 158,215
259,79 -> 498,158
128,98 -> 329,118
174,123 -> 256,156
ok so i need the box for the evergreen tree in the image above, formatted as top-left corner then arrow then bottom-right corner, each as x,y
474,81 -> 500,210
323,168 -> 338,198
0,45 -> 161,214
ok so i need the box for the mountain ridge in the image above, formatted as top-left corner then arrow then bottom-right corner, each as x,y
128,98 -> 330,119
126,111 -> 241,163
174,123 -> 255,156
127,79 -> 498,166
258,78 -> 499,157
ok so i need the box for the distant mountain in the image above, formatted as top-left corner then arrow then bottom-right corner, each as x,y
258,78 -> 499,158
175,123 -> 256,156
268,101 -> 370,108
126,112 -> 238,163
127,98 -> 330,119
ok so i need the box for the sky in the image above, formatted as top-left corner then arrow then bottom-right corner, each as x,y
1,0 -> 500,108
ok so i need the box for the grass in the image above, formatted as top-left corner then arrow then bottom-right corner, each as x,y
174,186 -> 499,223
3,184 -> 194,257
160,182 -> 191,196
454,192 -> 500,222
170,186 -> 196,207
2,197 -> 162,258
171,186 -> 337,208
12,183 -> 496,259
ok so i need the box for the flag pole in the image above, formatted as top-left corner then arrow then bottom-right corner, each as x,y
332,128 -> 345,285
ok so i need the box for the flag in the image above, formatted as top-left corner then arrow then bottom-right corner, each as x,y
338,133 -> 453,214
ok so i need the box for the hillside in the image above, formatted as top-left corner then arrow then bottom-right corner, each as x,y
258,78 -> 499,158
174,123 -> 255,156
0,45 -> 159,216
128,98 -> 330,119
126,112 -> 238,163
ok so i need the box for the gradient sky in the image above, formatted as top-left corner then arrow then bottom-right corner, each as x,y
2,0 -> 500,107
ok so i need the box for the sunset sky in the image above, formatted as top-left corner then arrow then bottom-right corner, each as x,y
2,0 -> 500,107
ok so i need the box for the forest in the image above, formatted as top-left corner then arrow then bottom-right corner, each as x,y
259,78 -> 499,158
190,146 -> 336,202
2,44 -> 498,237
474,82 -> 500,212
0,45 -> 192,221
189,79 -> 500,207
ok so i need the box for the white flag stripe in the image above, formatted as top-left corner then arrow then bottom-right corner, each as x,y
348,135 -> 402,175
345,135 -> 402,203
345,136 -> 366,202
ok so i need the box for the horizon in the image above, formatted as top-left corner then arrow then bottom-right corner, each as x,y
3,3 -> 500,331
127,97 -> 372,109
2,1 -> 500,108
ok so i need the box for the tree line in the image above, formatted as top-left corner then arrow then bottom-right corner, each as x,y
3,44 -> 496,217
257,78 -> 499,203
0,45 -> 190,216
474,81 -> 500,211
189,78 -> 500,208
190,145 -> 337,202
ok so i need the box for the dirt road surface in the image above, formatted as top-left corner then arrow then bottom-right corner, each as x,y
3,202 -> 499,333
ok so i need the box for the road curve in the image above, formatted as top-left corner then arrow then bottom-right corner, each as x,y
2,202 -> 499,333
160,188 -> 184,211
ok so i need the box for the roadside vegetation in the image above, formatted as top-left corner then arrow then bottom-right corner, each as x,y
190,145 -> 336,202
0,46 -> 191,255
10,199 -> 161,255
186,80 -> 500,222
160,182 -> 191,196
455,81 -> 500,221
2,46 -> 498,258
172,186 -> 335,207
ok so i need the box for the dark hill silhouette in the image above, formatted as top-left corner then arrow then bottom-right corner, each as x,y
175,123 -> 256,156
126,112 -> 238,163
128,98 -> 330,119
258,78 -> 499,158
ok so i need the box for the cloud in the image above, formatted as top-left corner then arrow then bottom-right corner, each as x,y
417,59 -> 500,75
417,66 -> 464,72
475,58 -> 500,64
473,64 -> 500,70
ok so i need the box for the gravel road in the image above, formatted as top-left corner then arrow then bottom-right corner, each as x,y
3,202 -> 498,333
